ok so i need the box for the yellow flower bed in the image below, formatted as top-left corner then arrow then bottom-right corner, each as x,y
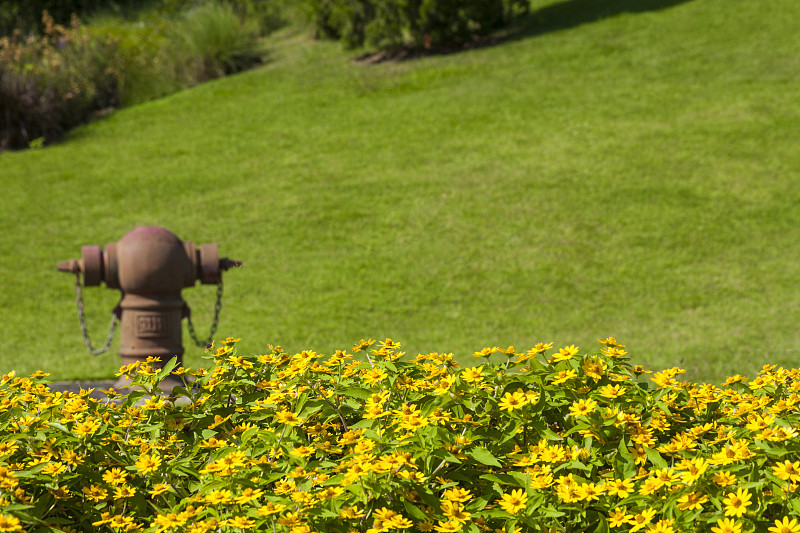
1,337 -> 800,533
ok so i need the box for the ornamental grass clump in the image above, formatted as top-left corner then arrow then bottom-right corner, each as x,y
2,337 -> 800,532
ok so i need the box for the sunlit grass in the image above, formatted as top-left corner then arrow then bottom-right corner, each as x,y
1,0 -> 799,383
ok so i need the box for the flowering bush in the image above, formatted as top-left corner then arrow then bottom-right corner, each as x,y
2,337 -> 800,533
0,11 -> 119,150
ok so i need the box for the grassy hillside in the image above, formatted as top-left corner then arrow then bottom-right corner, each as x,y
1,0 -> 799,384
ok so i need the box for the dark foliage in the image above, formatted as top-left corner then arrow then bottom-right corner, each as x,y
1,0 -> 153,37
306,0 -> 529,51
0,13 -> 119,151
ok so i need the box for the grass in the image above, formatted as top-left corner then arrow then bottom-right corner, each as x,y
1,0 -> 799,384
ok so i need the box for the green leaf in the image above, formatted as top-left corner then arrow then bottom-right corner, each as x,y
45,421 -> 70,434
530,419 -> 563,441
298,403 -> 324,420
349,418 -> 375,430
338,387 -> 375,400
644,446 -> 667,469
480,473 -> 519,486
469,447 -> 503,467
614,438 -> 637,479
403,499 -> 429,521
155,356 -> 179,382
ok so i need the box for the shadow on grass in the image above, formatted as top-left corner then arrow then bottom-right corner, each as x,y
510,0 -> 695,39
357,0 -> 695,63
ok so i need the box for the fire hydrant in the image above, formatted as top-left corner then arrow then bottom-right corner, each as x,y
58,226 -> 241,389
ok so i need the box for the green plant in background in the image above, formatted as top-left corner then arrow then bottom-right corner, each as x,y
304,0 -> 529,51
0,0 -> 153,37
90,16 -> 189,106
0,12 -> 120,150
172,1 -> 265,81
0,0 -> 273,148
3,337 -> 800,532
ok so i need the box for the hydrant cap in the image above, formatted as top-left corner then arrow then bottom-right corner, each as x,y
117,226 -> 194,294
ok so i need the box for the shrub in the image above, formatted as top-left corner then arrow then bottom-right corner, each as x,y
304,0 -> 530,52
2,336 -> 800,532
0,12 -> 120,150
157,0 -> 290,35
0,0 -> 153,37
172,1 -> 265,82
91,17 -> 189,106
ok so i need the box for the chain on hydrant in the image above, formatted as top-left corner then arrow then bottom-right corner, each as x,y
73,271 -> 120,356
58,226 -> 241,390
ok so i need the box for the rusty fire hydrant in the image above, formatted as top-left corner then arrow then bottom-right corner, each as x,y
58,226 -> 241,389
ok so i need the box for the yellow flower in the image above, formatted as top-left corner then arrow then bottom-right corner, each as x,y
107,514 -> 135,530
258,502 -> 286,516
443,487 -> 472,503
227,355 -> 254,370
647,520 -> 674,533
498,390 -> 529,412
362,368 -> 388,385
0,513 -> 22,532
234,488 -> 264,504
275,410 -> 304,426
569,398 -> 597,417
677,457 -> 707,484
638,477 -> 661,496
73,417 -> 102,436
530,342 -> 554,354
0,441 -> 19,457
773,460 -> 800,483
461,367 -> 484,383
581,356 -> 606,381
608,507 -> 632,527
384,515 -> 413,529
277,512 -> 302,527
629,509 -> 656,532
398,414 -> 429,432
337,506 -> 364,519
205,489 -> 233,505
575,482 -> 602,501
711,518 -> 742,533
441,501 -> 471,524
102,467 -> 128,485
153,513 -> 187,533
317,486 -> 344,500
149,483 -> 171,496
135,453 -> 161,474
433,521 -> 462,533
713,470 -> 737,486
722,487 -> 753,517
499,489 -> 528,514
41,462 -> 67,476
142,395 -> 167,411
676,491 -> 708,510
353,339 -> 376,352
550,345 -> 579,363
551,369 -> 577,384
81,484 -> 108,502
226,516 -> 255,529
113,485 -> 136,499
598,384 -> 625,399
769,517 -> 800,533
604,478 -> 635,498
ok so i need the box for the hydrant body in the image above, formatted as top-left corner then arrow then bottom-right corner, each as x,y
58,226 -> 240,376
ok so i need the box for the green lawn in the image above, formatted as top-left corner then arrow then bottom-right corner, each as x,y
1,0 -> 799,384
